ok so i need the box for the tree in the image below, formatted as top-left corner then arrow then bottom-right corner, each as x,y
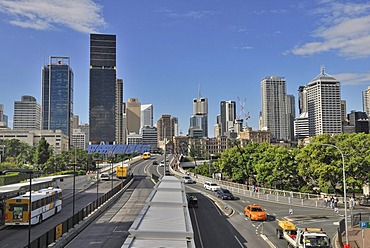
33,137 -> 52,168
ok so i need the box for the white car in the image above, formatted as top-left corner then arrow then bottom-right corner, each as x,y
100,173 -> 110,181
181,176 -> 194,184
204,181 -> 221,191
159,161 -> 165,167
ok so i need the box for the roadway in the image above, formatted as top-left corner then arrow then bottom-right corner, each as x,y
185,182 -> 347,248
0,155 -> 348,248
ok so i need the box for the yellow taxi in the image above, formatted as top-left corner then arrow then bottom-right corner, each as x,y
244,204 -> 267,221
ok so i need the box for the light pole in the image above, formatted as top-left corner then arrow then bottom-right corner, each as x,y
109,152 -> 114,191
94,158 -> 100,207
3,169 -> 34,248
317,143 -> 348,246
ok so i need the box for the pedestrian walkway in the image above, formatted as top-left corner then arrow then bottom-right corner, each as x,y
336,226 -> 370,248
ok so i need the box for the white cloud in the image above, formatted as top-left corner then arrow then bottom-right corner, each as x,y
156,8 -> 213,19
291,2 -> 370,58
334,72 -> 370,86
0,0 -> 106,33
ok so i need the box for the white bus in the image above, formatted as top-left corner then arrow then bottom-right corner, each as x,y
5,187 -> 62,225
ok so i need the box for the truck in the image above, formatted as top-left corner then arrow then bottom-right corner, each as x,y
276,220 -> 330,248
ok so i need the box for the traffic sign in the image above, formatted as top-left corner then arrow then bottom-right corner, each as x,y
360,221 -> 370,228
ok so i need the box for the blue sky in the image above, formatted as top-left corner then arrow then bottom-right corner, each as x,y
1,0 -> 370,137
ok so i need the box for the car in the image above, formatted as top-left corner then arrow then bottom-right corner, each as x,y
152,160 -> 158,165
100,173 -> 110,181
159,161 -> 165,167
216,188 -> 234,200
203,181 -> 221,191
244,204 -> 267,221
186,194 -> 198,208
181,176 -> 194,184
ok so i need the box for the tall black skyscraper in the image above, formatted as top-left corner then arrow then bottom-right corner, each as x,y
89,34 -> 117,144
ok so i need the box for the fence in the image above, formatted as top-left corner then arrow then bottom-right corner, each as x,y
26,174 -> 133,248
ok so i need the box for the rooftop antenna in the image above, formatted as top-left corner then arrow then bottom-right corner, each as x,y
198,83 -> 202,99
321,65 -> 325,76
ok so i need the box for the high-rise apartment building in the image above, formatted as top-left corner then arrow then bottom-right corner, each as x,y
126,98 -> 141,134
220,100 -> 236,136
42,56 -> 73,141
362,86 -> 370,116
116,79 -> 125,144
306,68 -> 342,137
260,76 -> 288,142
0,104 -> 6,128
141,104 -> 153,127
89,33 -> 116,144
13,95 -> 41,130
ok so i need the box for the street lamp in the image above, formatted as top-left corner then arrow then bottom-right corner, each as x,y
316,143 -> 348,246
108,152 -> 114,191
3,169 -> 34,248
94,158 -> 100,207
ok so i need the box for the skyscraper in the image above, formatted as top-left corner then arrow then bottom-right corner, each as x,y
42,56 -> 73,140
260,76 -> 288,142
116,79 -> 125,144
141,104 -> 153,127
362,86 -> 370,116
157,114 -> 176,141
89,33 -> 116,144
220,100 -> 236,136
126,98 -> 141,134
286,95 -> 296,141
190,88 -> 208,137
306,67 -> 342,137
13,95 -> 41,130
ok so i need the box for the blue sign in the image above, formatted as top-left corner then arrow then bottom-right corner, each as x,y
360,221 -> 370,228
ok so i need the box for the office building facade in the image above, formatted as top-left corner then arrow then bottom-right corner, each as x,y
220,100 -> 236,136
306,68 -> 342,137
362,86 -> 370,116
141,104 -> 153,128
126,98 -> 141,135
89,33 -> 117,144
42,56 -> 73,141
13,95 -> 41,130
116,79 -> 125,144
260,76 -> 288,142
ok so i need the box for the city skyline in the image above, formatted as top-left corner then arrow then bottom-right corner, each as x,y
0,1 -> 369,137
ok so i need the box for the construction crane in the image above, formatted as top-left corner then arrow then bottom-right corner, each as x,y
237,96 -> 250,127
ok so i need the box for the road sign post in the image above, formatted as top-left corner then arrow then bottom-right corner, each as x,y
360,221 -> 370,248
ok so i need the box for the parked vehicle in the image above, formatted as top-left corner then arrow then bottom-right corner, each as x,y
216,188 -> 234,200
186,194 -> 198,208
244,204 -> 267,221
203,181 -> 221,191
276,220 -> 330,248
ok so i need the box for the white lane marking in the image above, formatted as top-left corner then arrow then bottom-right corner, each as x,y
209,199 -> 222,216
234,235 -> 245,248
260,234 -> 277,248
192,208 -> 205,248
143,162 -> 151,174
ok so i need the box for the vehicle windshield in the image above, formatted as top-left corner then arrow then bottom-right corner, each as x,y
223,189 -> 230,193
252,207 -> 263,212
210,183 -> 218,186
303,236 -> 330,247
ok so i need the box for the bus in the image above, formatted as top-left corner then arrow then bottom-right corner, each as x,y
5,187 -> 62,225
141,152 -> 151,160
116,163 -> 129,179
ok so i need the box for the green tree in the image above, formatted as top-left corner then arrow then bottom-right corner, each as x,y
34,137 -> 52,169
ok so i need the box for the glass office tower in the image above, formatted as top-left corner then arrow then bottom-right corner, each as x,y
89,34 -> 117,144
42,56 -> 73,139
